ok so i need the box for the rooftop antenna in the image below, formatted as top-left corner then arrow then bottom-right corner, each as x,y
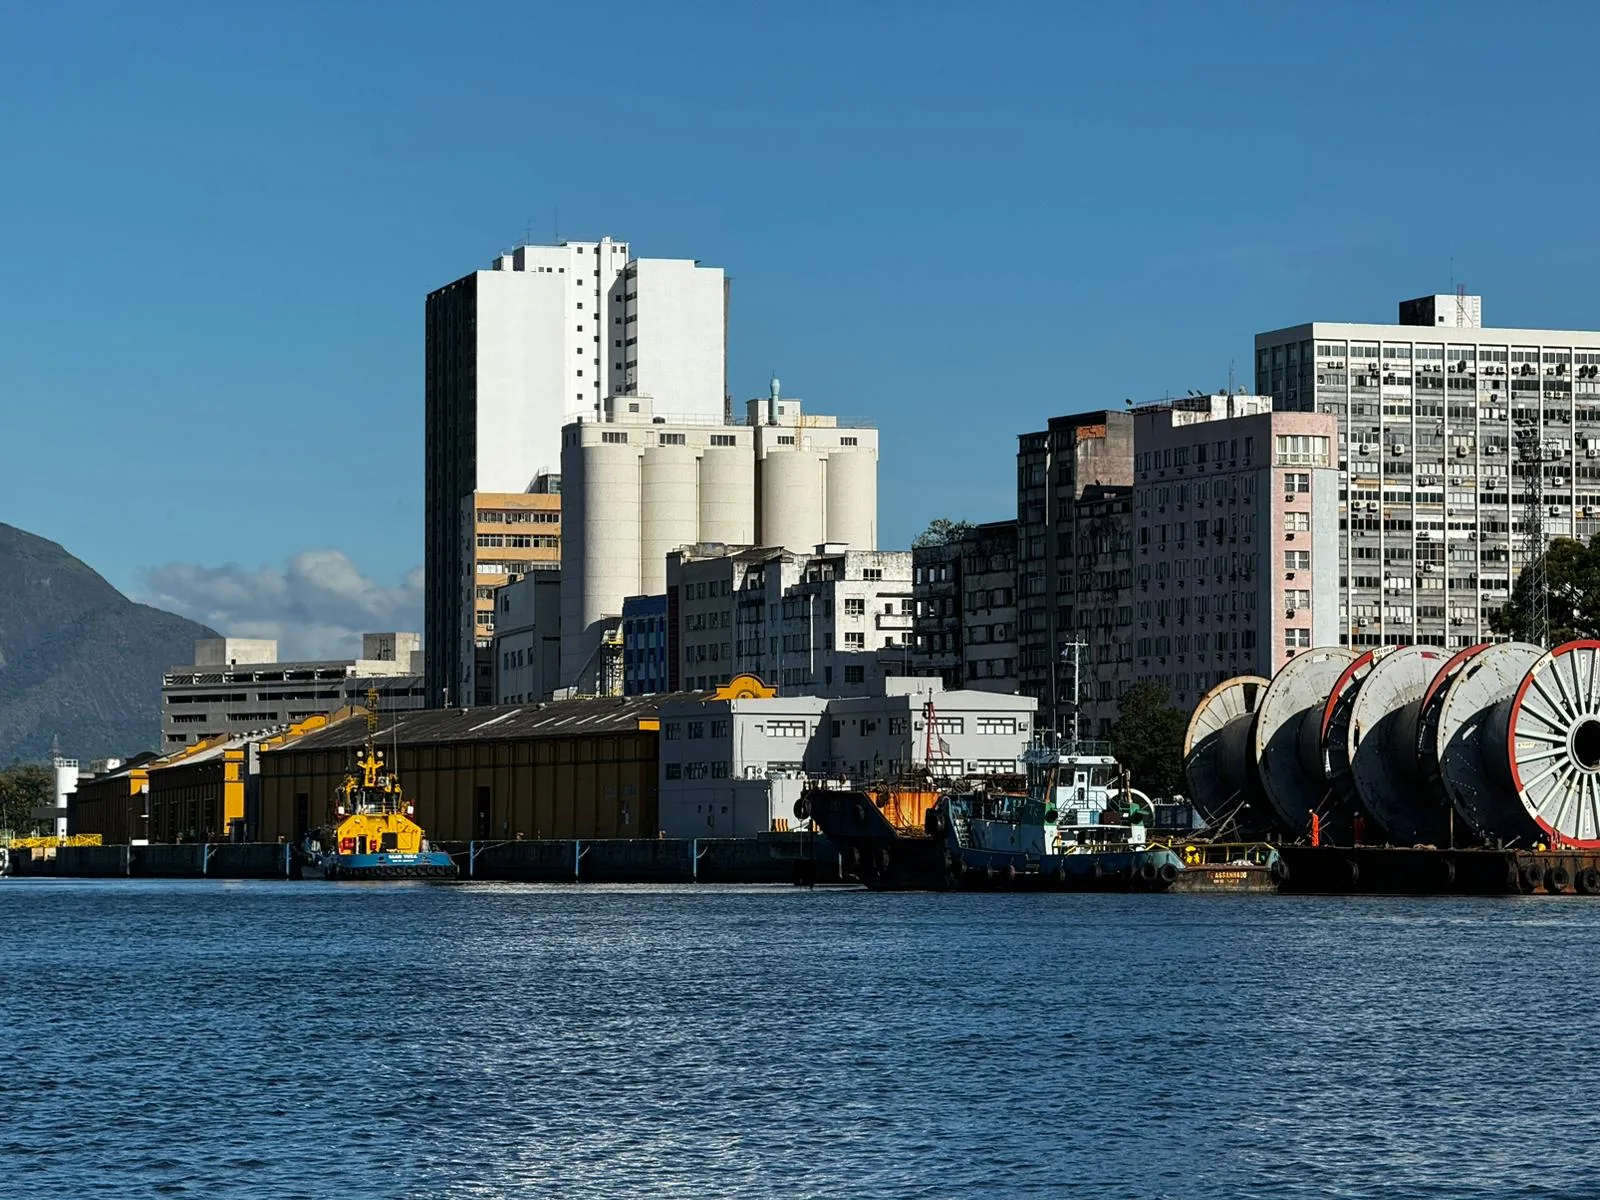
1227,358 -> 1236,395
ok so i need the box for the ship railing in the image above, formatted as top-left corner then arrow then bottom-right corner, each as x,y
1151,839 -> 1278,867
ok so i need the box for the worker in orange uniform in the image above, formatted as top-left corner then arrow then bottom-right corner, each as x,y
1309,811 -> 1321,847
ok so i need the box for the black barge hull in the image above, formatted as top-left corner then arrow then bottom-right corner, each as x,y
1275,846 -> 1600,896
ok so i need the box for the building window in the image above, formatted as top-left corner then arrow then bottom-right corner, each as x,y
665,763 -> 682,779
602,431 -> 628,444
659,433 -> 686,445
777,435 -> 795,445
767,719 -> 807,738
710,434 -> 737,446
1285,628 -> 1311,651
976,717 -> 1017,735
841,436 -> 858,446
1284,512 -> 1310,533
1276,435 -> 1330,466
1285,550 -> 1311,571
843,632 -> 865,648
710,719 -> 730,738
664,723 -> 681,740
1284,472 -> 1310,494
844,666 -> 864,684
688,721 -> 705,739
933,716 -> 964,735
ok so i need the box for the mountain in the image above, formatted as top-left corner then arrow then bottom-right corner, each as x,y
0,523 -> 216,763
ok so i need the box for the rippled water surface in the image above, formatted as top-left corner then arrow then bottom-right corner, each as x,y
3,880 -> 1599,1198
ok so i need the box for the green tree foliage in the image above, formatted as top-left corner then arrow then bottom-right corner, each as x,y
0,762 -> 53,835
911,518 -> 975,549
1490,535 -> 1600,645
1110,682 -> 1187,799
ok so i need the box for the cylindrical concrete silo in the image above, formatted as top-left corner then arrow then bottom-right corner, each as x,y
561,438 -> 640,686
761,450 -> 824,552
640,446 -> 700,596
824,450 -> 877,550
698,445 -> 755,546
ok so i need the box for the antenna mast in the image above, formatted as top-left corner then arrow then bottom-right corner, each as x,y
1060,638 -> 1088,749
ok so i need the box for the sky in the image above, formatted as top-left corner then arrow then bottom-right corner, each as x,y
6,0 -> 1600,657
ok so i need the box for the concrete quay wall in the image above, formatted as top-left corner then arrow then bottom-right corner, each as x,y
14,837 -> 838,884
442,835 -> 841,883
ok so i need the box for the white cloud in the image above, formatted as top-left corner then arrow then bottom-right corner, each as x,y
137,550 -> 424,661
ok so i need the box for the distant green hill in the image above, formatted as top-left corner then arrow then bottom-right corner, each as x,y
0,523 -> 215,762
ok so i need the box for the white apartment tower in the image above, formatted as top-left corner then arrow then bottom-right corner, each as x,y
425,237 -> 727,707
1257,293 -> 1600,650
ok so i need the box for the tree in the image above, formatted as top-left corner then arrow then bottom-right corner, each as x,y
911,518 -> 975,549
0,762 -> 54,836
1490,535 -> 1600,645
1110,682 -> 1187,799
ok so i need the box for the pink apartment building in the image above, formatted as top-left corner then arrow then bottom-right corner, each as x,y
1131,394 -> 1339,709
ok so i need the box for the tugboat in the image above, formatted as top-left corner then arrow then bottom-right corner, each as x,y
803,735 -> 1183,892
301,692 -> 456,881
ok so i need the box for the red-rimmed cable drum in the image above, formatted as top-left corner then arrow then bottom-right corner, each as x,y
1505,640 -> 1600,848
1433,641 -> 1545,845
1252,647 -> 1359,837
1345,645 -> 1452,845
1414,642 -> 1495,803
1182,675 -> 1270,830
1317,648 -> 1389,842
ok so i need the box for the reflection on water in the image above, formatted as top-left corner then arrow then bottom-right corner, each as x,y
1,880 -> 1595,1198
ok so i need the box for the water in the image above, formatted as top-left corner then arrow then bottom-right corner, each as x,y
1,881 -> 1597,1199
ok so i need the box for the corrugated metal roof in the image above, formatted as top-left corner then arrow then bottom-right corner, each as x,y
264,692 -> 703,753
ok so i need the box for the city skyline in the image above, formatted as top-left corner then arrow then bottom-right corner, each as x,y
8,3 -> 1600,656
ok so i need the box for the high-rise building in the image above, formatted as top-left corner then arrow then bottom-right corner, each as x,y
911,520 -> 1019,693
1015,397 -> 1343,733
558,384 -> 878,690
1130,395 -> 1339,710
425,237 -> 726,706
1255,294 -> 1600,650
1015,412 -> 1135,737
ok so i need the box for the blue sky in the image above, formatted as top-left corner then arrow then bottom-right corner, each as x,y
6,1 -> 1600,653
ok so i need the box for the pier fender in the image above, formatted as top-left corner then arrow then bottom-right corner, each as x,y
1158,862 -> 1179,885
1520,861 -> 1546,893
1269,857 -> 1289,885
1138,860 -> 1158,884
1000,863 -> 1017,886
1438,858 -> 1457,888
1579,867 -> 1600,896
1053,864 -> 1070,887
1546,863 -> 1572,895
1345,859 -> 1361,888
925,809 -> 948,839
877,847 -> 892,874
793,796 -> 811,820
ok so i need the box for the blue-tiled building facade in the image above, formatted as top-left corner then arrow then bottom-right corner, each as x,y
622,594 -> 669,696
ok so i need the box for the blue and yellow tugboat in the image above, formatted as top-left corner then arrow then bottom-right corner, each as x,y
301,692 -> 456,881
